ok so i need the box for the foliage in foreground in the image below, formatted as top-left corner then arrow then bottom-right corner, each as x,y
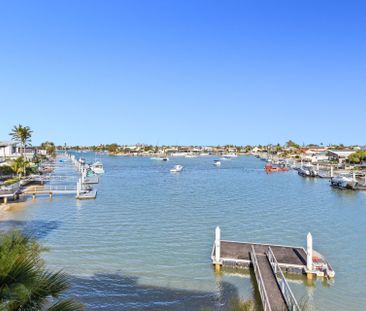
0,230 -> 83,311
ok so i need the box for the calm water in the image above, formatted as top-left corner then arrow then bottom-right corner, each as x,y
1,154 -> 366,310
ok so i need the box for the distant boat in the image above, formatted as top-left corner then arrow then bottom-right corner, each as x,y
213,160 -> 221,167
78,158 -> 86,165
151,157 -> 169,161
170,164 -> 184,173
222,154 -> 238,158
91,161 -> 105,174
298,164 -> 317,177
264,163 -> 289,172
185,154 -> 198,158
199,153 -> 210,157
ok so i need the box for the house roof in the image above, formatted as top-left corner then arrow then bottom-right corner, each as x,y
328,150 -> 354,157
0,141 -> 17,147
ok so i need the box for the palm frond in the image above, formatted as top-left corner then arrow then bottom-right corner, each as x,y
47,298 -> 84,311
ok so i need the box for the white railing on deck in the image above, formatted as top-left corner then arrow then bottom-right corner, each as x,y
23,185 -> 77,193
267,247 -> 301,311
251,246 -> 272,311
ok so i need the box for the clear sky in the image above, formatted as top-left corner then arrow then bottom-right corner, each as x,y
0,0 -> 365,146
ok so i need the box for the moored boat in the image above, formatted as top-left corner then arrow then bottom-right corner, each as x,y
170,164 -> 183,172
213,160 -> 221,167
330,174 -> 355,189
264,163 -> 289,172
91,161 -> 105,174
298,164 -> 318,177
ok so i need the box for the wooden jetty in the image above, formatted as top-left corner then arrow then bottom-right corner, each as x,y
211,227 -> 335,311
0,183 -> 21,204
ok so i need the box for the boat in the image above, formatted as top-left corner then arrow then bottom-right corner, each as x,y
78,158 -> 86,165
38,166 -> 54,174
76,189 -> 97,200
222,154 -> 238,158
213,160 -> 221,167
312,250 -> 336,278
264,163 -> 289,172
91,161 -> 105,174
298,164 -> 318,177
170,165 -> 183,172
330,174 -> 355,189
199,153 -> 210,157
185,154 -> 198,158
151,157 -> 169,161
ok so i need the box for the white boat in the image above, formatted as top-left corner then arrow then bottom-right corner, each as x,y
78,157 -> 86,165
151,157 -> 169,161
199,153 -> 210,156
222,154 -> 238,158
91,161 -> 105,174
170,164 -> 184,172
330,174 -> 355,189
213,160 -> 221,167
298,164 -> 317,177
185,154 -> 198,158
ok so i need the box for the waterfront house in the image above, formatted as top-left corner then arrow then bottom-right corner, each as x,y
327,150 -> 354,163
301,148 -> 329,163
0,141 -> 18,162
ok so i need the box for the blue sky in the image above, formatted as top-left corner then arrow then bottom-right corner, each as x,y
0,0 -> 365,146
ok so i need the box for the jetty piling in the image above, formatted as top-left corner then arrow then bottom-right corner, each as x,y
306,232 -> 313,279
214,226 -> 221,272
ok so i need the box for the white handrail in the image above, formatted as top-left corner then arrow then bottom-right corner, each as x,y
267,247 -> 301,311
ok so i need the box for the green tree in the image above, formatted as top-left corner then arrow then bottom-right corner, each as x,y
9,124 -> 33,158
10,157 -> 30,177
0,230 -> 83,311
348,150 -> 366,163
40,141 -> 56,157
286,140 -> 300,149
106,143 -> 119,154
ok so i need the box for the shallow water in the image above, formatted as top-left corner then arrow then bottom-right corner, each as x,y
1,154 -> 366,310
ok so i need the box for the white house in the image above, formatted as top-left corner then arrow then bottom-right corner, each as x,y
301,148 -> 329,163
0,141 -> 17,161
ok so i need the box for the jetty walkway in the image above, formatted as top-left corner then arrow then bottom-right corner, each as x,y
212,228 -> 335,311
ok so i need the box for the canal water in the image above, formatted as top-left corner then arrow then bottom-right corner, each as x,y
1,154 -> 365,310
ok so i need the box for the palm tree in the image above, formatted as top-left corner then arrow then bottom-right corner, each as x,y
0,230 -> 83,311
10,156 -> 30,177
9,124 -> 33,158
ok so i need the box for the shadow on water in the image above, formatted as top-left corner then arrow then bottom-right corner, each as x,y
67,273 -> 240,311
0,220 -> 60,239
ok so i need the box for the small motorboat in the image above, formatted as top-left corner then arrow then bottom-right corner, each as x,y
91,161 -> 105,174
213,160 -> 221,167
151,157 -> 169,161
264,163 -> 289,172
170,165 -> 183,173
330,174 -> 355,189
78,158 -> 86,165
298,164 -> 317,177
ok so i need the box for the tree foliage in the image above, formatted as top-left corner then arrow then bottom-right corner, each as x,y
40,141 -> 56,157
9,124 -> 33,156
348,150 -> 366,163
10,157 -> 30,176
0,231 -> 83,311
